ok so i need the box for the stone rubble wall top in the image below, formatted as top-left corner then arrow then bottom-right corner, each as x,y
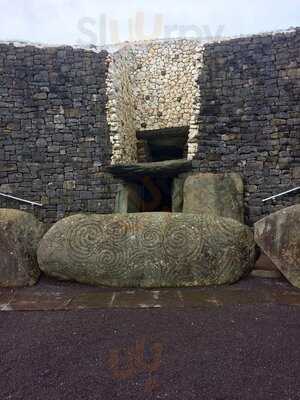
0,26 -> 298,54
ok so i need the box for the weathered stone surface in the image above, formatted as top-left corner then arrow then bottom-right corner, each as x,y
171,172 -> 191,212
106,40 -> 202,164
0,42 -> 114,224
115,183 -> 142,213
254,205 -> 300,288
0,209 -> 46,287
105,159 -> 193,179
1,31 -> 300,227
37,212 -> 255,288
172,176 -> 185,212
183,173 -> 244,222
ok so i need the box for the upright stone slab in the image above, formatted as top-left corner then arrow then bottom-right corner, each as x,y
0,209 -> 46,287
183,173 -> 244,222
37,212 -> 255,288
254,205 -> 300,288
172,172 -> 191,213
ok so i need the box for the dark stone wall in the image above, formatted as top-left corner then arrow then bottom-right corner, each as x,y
196,29 -> 300,224
0,43 -> 118,223
1,31 -> 300,226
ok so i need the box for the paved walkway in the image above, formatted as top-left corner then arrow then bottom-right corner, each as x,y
1,276 -> 300,310
1,277 -> 300,399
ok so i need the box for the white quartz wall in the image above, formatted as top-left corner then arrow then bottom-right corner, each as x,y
106,39 -> 204,164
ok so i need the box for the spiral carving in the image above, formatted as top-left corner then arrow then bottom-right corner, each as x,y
39,212 -> 255,288
96,243 -> 127,273
163,221 -> 202,259
139,222 -> 164,251
105,219 -> 132,243
67,219 -> 104,262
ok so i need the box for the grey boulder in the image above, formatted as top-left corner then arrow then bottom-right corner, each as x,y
38,212 -> 255,288
254,205 -> 300,288
0,209 -> 46,287
183,173 -> 244,222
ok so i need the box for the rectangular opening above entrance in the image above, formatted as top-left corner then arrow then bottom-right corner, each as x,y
136,126 -> 189,163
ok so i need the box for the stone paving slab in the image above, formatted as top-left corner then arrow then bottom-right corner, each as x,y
1,276 -> 300,311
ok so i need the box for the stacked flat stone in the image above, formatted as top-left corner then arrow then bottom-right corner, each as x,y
106,39 -> 204,164
0,43 -> 118,223
1,28 -> 300,225
196,29 -> 300,224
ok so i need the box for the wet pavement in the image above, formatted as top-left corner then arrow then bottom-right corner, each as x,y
1,277 -> 300,400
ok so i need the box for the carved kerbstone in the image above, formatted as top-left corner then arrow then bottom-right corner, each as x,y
38,212 -> 255,288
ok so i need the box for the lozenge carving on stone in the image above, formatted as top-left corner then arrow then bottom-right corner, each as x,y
37,212 -> 255,288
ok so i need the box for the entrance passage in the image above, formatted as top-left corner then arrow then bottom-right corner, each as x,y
130,176 -> 173,212
109,160 -> 194,214
116,176 -> 173,213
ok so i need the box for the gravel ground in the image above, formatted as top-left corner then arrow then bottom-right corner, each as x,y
1,304 -> 300,400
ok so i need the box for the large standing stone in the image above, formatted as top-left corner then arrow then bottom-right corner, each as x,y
0,209 -> 46,287
254,205 -> 300,288
37,212 -> 255,288
183,173 -> 244,222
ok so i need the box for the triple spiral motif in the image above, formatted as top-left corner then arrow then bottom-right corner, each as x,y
67,218 -> 104,262
59,213 -> 253,285
66,214 -> 205,268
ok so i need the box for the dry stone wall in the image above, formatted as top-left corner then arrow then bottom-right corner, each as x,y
106,47 -> 137,164
0,29 -> 299,225
0,43 -> 118,223
196,29 -> 300,224
106,39 -> 203,163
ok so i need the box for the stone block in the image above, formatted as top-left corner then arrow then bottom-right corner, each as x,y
183,173 -> 244,223
0,209 -> 46,287
255,205 -> 300,288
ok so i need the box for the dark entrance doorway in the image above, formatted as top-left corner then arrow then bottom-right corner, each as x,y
115,176 -> 173,213
136,127 -> 189,162
108,134 -> 193,214
131,176 -> 173,212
